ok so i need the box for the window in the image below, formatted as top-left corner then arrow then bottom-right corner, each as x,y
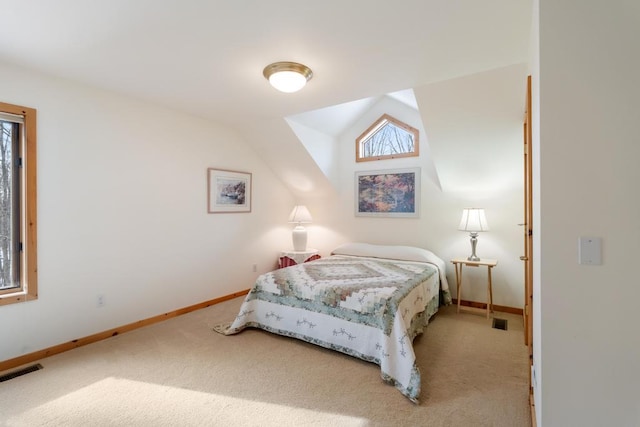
356,114 -> 419,162
0,102 -> 37,306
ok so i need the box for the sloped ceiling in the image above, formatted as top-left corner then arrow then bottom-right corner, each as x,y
0,1 -> 532,195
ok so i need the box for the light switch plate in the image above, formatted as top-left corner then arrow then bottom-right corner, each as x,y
578,236 -> 602,265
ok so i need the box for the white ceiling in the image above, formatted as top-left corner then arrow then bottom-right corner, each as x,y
0,1 -> 532,131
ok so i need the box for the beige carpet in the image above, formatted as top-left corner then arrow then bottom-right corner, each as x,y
0,297 -> 531,426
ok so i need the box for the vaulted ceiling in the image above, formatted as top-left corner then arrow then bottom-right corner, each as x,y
0,1 -> 532,129
0,1 -> 532,198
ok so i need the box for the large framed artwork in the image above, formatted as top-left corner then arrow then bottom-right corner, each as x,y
355,167 -> 420,218
207,168 -> 252,213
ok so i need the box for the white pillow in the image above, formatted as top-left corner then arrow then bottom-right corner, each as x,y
331,242 -> 434,263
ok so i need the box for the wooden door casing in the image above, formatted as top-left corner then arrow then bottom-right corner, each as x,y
523,75 -> 534,394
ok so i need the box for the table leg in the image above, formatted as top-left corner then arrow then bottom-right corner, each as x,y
487,266 -> 494,318
456,263 -> 463,314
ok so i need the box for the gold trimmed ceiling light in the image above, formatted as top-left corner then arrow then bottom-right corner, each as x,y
263,61 -> 313,93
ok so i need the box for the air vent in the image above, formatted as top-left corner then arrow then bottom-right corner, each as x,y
492,318 -> 508,331
0,363 -> 43,382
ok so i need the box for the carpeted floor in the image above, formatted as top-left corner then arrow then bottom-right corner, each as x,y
0,297 -> 531,426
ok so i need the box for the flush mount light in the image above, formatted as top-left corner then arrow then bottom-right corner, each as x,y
263,61 -> 313,93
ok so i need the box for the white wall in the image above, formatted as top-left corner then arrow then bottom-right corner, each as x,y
531,0 -> 543,422
0,62 -> 294,362
286,119 -> 339,189
536,1 -> 640,425
302,64 -> 527,309
331,96 -> 441,249
415,64 -> 527,309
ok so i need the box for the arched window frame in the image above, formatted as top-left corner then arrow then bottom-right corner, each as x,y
356,114 -> 419,162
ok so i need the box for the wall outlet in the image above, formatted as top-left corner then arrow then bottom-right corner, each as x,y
97,294 -> 105,307
252,264 -> 257,272
578,236 -> 602,265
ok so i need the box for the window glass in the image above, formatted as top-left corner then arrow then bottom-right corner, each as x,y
0,118 -> 20,290
356,114 -> 419,162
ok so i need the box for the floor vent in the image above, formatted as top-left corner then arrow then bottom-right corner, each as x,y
492,318 -> 508,331
0,363 -> 43,382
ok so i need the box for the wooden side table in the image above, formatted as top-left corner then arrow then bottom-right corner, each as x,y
451,257 -> 498,319
278,249 -> 321,268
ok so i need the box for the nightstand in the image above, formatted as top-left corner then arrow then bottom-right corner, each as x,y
278,249 -> 321,268
451,257 -> 498,319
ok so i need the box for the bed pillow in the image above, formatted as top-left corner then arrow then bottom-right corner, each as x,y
331,242 -> 450,293
331,242 -> 436,263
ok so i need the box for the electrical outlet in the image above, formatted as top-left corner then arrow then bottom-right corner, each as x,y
578,236 -> 602,265
97,294 -> 105,307
252,264 -> 257,272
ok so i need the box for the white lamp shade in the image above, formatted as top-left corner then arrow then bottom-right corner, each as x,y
288,205 -> 312,224
458,208 -> 489,232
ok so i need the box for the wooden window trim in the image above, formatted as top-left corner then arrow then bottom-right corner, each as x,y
356,114 -> 419,162
0,101 -> 37,306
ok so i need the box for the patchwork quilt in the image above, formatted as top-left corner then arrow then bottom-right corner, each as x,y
218,254 -> 449,403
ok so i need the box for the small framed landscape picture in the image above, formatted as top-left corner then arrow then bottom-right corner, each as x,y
207,168 -> 252,213
355,167 -> 420,218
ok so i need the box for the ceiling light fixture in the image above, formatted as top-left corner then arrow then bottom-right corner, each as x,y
263,61 -> 313,93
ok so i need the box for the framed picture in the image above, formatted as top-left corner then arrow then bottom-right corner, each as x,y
355,167 -> 420,218
207,168 -> 252,213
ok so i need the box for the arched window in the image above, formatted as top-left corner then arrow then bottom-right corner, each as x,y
356,114 -> 419,162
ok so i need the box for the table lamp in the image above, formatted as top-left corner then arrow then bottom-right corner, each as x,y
288,205 -> 312,251
458,208 -> 489,261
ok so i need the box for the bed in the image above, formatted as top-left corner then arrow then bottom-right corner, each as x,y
215,243 -> 451,403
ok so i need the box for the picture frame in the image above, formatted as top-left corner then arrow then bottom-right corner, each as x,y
355,167 -> 420,218
207,168 -> 252,213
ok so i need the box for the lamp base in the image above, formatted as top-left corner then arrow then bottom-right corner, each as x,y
292,226 -> 307,251
467,232 -> 481,261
